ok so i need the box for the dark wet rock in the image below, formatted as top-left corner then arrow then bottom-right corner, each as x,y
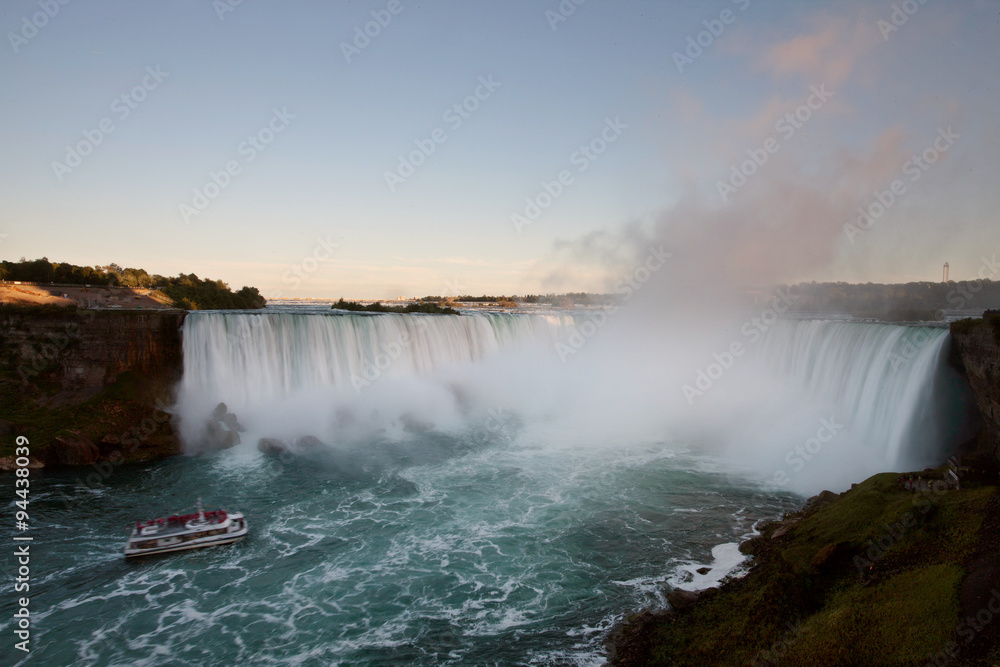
386,477 -> 419,496
335,408 -> 357,429
96,432 -> 122,458
810,541 -> 852,572
296,435 -> 325,450
208,402 -> 244,431
739,536 -> 765,555
771,517 -> 800,540
197,403 -> 244,451
39,431 -> 99,466
222,412 -> 245,432
696,567 -> 712,575
258,438 -> 289,455
803,489 -> 839,513
401,413 -> 434,435
204,420 -> 240,450
606,609 -> 668,666
665,587 -> 703,612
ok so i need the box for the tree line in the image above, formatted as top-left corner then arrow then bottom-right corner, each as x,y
781,279 -> 1000,319
418,293 -> 615,307
1,258 -> 265,310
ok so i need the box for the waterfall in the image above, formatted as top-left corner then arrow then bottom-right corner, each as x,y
175,311 -> 574,448
174,311 -> 976,493
711,320 -> 976,492
756,321 -> 959,464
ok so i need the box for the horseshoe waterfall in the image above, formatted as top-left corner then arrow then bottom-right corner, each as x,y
18,311 -> 977,666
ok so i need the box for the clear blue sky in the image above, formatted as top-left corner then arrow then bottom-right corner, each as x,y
1,0 -> 998,298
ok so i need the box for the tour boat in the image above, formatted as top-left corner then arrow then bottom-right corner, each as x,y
124,502 -> 248,558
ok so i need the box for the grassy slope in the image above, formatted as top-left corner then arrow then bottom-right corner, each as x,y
620,473 -> 997,666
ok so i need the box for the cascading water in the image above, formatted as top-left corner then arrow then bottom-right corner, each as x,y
175,311 -> 575,449
13,311 -> 979,666
176,312 -> 973,489
707,319 -> 977,493
757,320 -> 969,464
180,311 -> 571,403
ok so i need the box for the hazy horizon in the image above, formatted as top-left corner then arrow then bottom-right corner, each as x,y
2,0 -> 998,299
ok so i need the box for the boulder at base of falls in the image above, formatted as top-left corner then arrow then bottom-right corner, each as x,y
211,402 -> 246,432
296,435 -> 325,451
37,432 -> 100,466
401,413 -> 434,435
193,405 -> 244,452
202,420 -> 240,450
258,438 -> 290,455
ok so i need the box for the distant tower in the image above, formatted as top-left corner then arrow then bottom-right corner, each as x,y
943,262 -> 949,283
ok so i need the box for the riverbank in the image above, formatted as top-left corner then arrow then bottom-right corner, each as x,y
607,470 -> 1000,666
608,314 -> 1000,666
0,306 -> 186,466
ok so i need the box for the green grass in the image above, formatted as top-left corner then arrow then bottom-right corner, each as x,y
786,564 -> 962,666
630,474 -> 995,666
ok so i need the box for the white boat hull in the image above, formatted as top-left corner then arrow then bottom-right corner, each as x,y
124,529 -> 248,558
124,511 -> 248,558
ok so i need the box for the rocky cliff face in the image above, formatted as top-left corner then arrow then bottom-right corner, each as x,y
1,308 -> 186,397
0,307 -> 188,467
951,317 -> 1000,460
